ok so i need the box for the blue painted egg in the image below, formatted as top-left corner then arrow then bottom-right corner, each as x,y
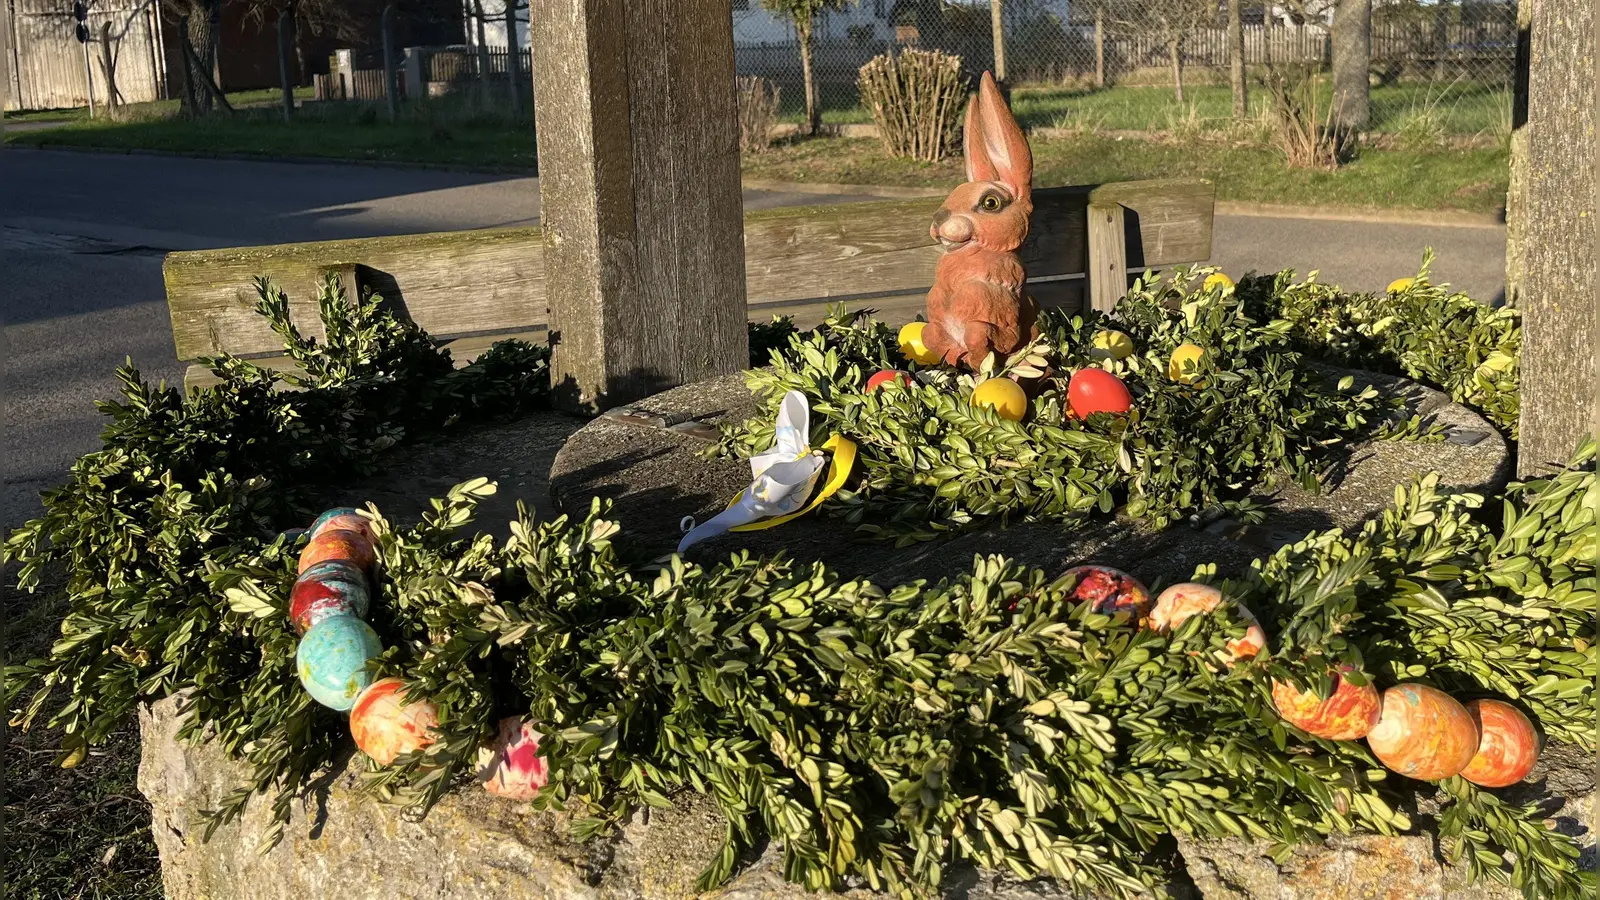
309,507 -> 373,542
296,615 -> 383,711
290,561 -> 371,634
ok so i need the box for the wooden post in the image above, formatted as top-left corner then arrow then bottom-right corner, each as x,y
277,12 -> 294,123
0,0 -> 11,145
381,5 -> 399,120
504,1 -> 522,113
1086,202 -> 1126,314
531,0 -> 748,412
1094,7 -> 1105,87
990,0 -> 1006,83
1511,0 -> 1597,475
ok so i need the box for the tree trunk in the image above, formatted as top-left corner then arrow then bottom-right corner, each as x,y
1168,38 -> 1183,104
472,0 -> 491,109
1431,0 -> 1449,82
1330,0 -> 1370,132
1227,0 -> 1246,116
1261,6 -> 1270,64
1511,0 -> 1597,475
799,16 -> 818,135
989,0 -> 1005,82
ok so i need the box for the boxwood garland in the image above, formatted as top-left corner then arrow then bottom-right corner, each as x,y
3,269 -> 1591,899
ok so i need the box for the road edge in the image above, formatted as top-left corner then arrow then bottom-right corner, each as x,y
4,143 -> 1507,225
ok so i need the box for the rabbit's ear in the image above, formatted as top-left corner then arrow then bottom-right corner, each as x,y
963,72 -> 1032,202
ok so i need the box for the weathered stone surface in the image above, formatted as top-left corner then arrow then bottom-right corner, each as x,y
138,696 -> 1184,899
548,367 -> 1511,586
1178,740 -> 1595,900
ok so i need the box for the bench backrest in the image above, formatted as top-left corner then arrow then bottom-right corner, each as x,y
164,177 -> 1215,389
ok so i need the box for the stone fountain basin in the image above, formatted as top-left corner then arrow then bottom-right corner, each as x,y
137,366 -> 1594,900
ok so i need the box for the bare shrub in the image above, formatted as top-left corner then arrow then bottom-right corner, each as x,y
736,75 -> 782,154
858,48 -> 965,162
1263,65 -> 1353,169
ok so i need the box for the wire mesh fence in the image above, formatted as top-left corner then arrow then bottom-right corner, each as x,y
309,0 -> 1516,144
729,0 -> 1518,140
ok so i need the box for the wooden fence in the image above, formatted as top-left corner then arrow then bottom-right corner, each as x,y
4,0 -> 166,111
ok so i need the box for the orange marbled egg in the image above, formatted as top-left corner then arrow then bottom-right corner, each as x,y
1366,684 -> 1480,781
298,528 -> 375,574
1460,698 -> 1540,788
1271,666 -> 1382,741
1148,582 -> 1268,665
349,678 -> 439,766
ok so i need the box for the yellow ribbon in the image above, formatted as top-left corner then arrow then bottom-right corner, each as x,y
726,435 -> 858,532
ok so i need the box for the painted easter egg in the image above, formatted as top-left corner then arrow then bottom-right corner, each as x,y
298,528 -> 376,575
476,716 -> 550,801
898,322 -> 942,366
1148,582 -> 1267,664
1061,565 -> 1153,618
296,615 -> 383,711
971,378 -> 1028,422
289,561 -> 371,634
1203,273 -> 1235,292
1460,699 -> 1540,788
866,369 -> 912,392
350,677 -> 439,766
309,507 -> 374,543
1067,369 -> 1132,419
1088,329 -> 1134,361
1271,666 -> 1382,741
1367,684 -> 1480,781
1167,343 -> 1207,384
1387,277 -> 1415,294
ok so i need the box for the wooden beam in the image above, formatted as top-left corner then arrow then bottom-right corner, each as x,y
531,0 -> 748,413
161,178 -> 1213,366
1086,202 -> 1127,315
1513,0 -> 1597,475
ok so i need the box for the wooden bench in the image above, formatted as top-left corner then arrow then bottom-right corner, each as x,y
163,178 -> 1215,391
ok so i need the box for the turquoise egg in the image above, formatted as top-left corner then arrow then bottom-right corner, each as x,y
296,615 -> 383,711
309,507 -> 365,540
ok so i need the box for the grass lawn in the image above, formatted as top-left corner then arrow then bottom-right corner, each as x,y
6,87 -> 316,124
745,135 -> 1508,215
6,96 -> 537,169
7,96 -> 1506,214
790,80 -> 1511,137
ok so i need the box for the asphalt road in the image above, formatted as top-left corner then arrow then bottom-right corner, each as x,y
1,148 -> 1509,527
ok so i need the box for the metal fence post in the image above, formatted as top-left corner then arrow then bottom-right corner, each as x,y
277,11 -> 294,123
381,5 -> 398,121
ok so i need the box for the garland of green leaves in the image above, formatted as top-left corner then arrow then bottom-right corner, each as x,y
4,270 -> 1590,899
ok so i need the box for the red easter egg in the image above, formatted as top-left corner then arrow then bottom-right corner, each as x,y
1366,684 -> 1480,781
350,678 -> 438,766
288,561 -> 370,634
477,716 -> 550,801
298,528 -> 375,574
1460,699 -> 1540,788
866,370 -> 912,392
1061,565 -> 1153,617
1067,369 -> 1132,419
1271,666 -> 1382,740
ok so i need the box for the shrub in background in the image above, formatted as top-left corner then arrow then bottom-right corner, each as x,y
735,75 -> 782,154
1262,64 -> 1352,169
858,48 -> 965,162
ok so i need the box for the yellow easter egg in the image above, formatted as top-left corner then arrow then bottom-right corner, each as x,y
1387,277 -> 1415,294
1089,329 -> 1135,361
897,322 -> 942,366
971,378 -> 1028,421
1203,273 -> 1235,292
1168,343 -> 1207,384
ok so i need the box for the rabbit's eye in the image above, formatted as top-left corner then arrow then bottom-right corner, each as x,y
980,194 -> 1003,212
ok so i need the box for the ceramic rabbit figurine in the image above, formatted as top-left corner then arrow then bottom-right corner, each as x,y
921,71 -> 1039,370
